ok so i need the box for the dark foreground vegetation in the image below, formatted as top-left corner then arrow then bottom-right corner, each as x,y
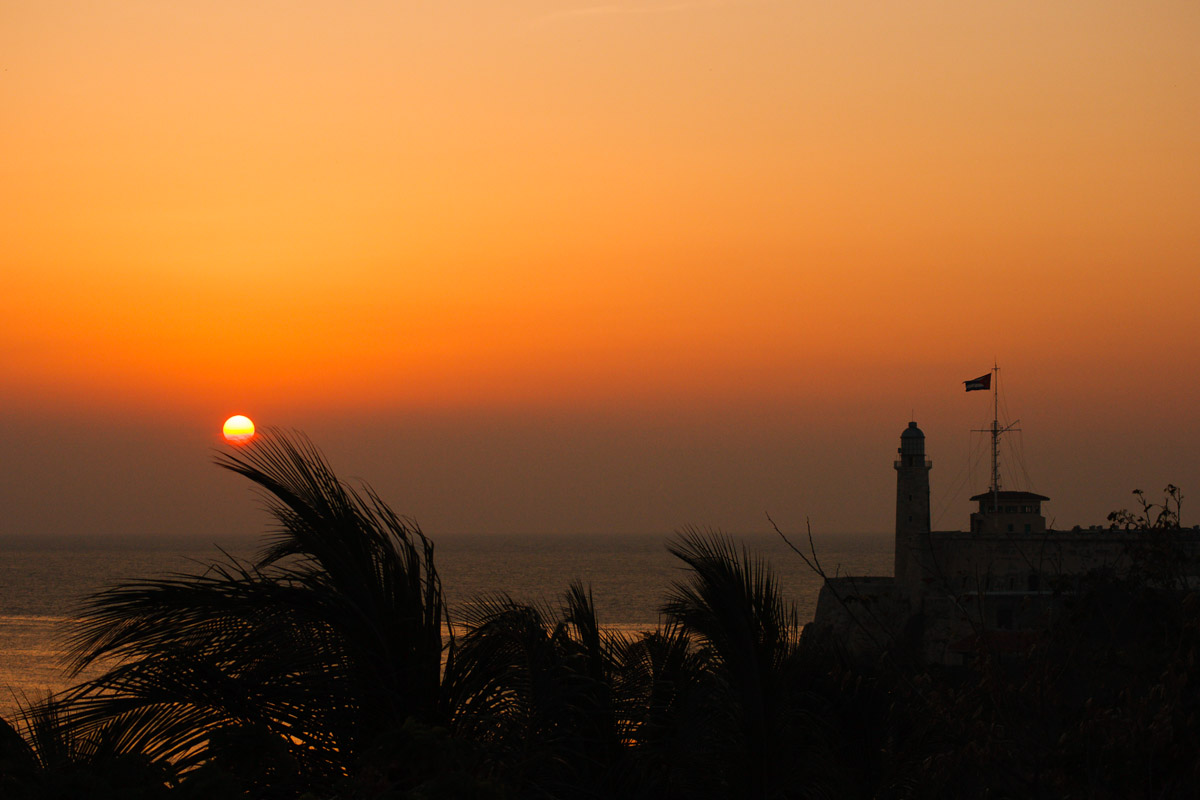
1,433 -> 1197,799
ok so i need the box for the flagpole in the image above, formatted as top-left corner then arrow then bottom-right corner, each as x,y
968,363 -> 1018,524
992,361 -> 1000,514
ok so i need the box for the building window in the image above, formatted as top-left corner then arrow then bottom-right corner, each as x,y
1028,574 -> 1040,591
1007,523 -> 1014,532
1024,523 -> 1032,533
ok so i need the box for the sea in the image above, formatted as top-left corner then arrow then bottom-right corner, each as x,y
0,531 -> 891,717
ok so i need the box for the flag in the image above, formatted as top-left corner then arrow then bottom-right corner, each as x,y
964,373 -> 991,392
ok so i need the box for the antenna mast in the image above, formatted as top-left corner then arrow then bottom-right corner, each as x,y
991,362 -> 1000,512
974,361 -> 1019,511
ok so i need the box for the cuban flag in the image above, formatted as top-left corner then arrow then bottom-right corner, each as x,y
964,373 -> 991,392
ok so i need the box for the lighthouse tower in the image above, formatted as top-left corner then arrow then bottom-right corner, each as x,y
894,422 -> 932,592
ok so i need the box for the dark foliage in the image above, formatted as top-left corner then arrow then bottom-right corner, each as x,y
0,697 -> 171,800
662,529 -> 844,799
59,430 -> 450,791
3,437 -> 1194,799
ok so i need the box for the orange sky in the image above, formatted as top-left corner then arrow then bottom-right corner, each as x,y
2,0 -> 1198,540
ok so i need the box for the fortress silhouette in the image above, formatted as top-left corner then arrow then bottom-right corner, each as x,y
811,421 -> 1200,665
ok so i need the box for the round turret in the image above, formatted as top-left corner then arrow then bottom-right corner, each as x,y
899,421 -> 925,455
895,420 -> 932,594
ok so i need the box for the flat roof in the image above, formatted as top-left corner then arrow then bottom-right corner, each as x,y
969,490 -> 1050,502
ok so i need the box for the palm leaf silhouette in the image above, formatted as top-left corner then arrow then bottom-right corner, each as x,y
0,696 -> 171,797
663,527 -> 842,800
62,429 -> 450,787
447,582 -> 639,797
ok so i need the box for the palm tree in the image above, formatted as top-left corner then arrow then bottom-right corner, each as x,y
0,697 -> 170,799
662,528 -> 843,800
612,621 -> 713,799
43,430 -> 848,797
447,582 -> 636,798
60,430 -> 450,792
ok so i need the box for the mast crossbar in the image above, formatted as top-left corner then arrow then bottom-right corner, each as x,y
970,363 -> 1020,507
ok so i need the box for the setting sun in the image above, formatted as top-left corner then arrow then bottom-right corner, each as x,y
222,415 -> 255,445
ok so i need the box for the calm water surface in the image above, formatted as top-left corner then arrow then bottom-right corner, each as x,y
0,531 -> 891,713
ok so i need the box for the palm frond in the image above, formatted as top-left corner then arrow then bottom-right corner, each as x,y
661,528 -> 843,799
60,429 -> 450,784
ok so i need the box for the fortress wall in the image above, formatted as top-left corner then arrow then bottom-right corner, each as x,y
809,576 -> 912,662
926,530 -> 1200,591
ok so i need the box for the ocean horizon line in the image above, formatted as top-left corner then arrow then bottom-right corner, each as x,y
0,529 -> 892,550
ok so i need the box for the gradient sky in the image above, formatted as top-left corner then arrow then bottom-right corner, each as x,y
3,0 -> 1198,543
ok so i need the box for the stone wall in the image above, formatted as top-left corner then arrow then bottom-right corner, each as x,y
926,528 -> 1200,594
914,527 -> 1200,663
809,576 -> 913,664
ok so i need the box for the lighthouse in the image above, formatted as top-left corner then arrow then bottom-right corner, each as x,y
895,421 -> 932,592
